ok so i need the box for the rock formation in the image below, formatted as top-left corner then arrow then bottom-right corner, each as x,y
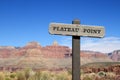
108,50 -> 120,61
0,41 -> 118,71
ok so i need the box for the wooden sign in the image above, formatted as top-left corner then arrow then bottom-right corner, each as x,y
49,23 -> 105,38
49,20 -> 105,80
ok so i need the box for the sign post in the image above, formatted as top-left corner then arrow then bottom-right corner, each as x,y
72,20 -> 80,80
49,19 -> 105,80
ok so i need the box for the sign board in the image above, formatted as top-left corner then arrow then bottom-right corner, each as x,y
49,23 -> 105,38
49,20 -> 105,80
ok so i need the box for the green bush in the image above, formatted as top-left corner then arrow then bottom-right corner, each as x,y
98,71 -> 106,77
16,71 -> 26,80
10,73 -> 16,79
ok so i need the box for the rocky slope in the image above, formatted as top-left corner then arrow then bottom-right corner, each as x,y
0,41 -> 117,70
108,50 -> 120,61
81,51 -> 113,64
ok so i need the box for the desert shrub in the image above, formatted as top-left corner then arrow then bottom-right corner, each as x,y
81,73 -> 96,80
56,71 -> 69,80
0,72 -> 5,80
81,72 -> 117,80
49,72 -> 57,80
83,75 -> 92,80
16,71 -> 26,80
33,71 -> 42,80
24,68 -> 31,80
30,71 -> 52,80
106,72 -> 115,79
28,76 -> 35,80
10,73 -> 16,79
95,77 -> 106,80
5,77 -> 11,80
97,71 -> 106,77
88,73 -> 96,80
40,71 -> 51,80
67,69 -> 72,75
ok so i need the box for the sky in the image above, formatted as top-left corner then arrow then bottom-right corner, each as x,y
0,0 -> 120,53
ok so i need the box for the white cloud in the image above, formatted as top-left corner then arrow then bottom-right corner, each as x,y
61,36 -> 120,53
81,37 -> 120,53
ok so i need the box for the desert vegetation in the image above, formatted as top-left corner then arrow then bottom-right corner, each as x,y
81,71 -> 120,80
0,69 -> 72,80
0,68 -> 120,80
81,62 -> 120,80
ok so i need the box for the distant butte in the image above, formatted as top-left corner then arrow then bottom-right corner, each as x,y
0,41 -> 119,71
0,41 -> 117,59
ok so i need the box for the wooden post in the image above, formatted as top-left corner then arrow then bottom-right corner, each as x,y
72,19 -> 80,80
49,19 -> 105,80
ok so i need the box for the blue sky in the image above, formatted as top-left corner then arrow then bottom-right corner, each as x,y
0,0 -> 120,53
